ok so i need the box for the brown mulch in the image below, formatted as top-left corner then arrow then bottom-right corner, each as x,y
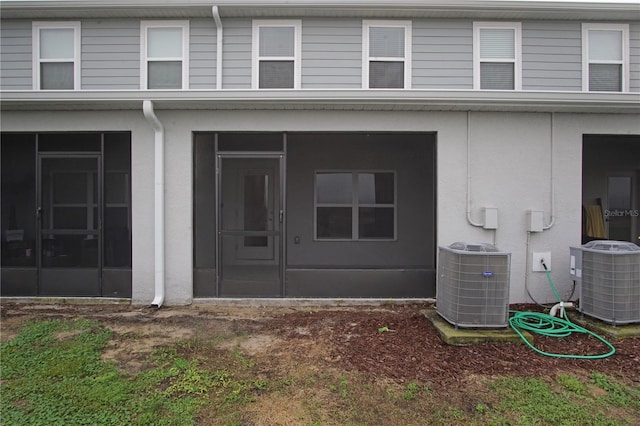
2,302 -> 639,389
263,303 -> 640,388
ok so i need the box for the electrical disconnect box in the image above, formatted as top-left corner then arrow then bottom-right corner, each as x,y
527,210 -> 544,232
483,207 -> 498,230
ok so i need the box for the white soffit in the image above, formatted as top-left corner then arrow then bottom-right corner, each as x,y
2,90 -> 639,114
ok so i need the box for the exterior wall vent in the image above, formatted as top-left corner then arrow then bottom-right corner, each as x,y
571,240 -> 640,325
436,242 -> 511,328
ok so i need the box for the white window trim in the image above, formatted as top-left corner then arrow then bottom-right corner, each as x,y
362,20 -> 412,89
252,19 -> 302,89
140,20 -> 190,90
581,23 -> 629,92
32,21 -> 81,90
314,170 -> 397,241
473,22 -> 522,90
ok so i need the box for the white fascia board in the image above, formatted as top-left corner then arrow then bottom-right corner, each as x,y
1,1 -> 638,20
1,90 -> 639,113
2,0 -> 636,8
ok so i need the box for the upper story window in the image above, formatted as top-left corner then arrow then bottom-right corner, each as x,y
252,20 -> 302,89
473,22 -> 521,90
582,24 -> 629,92
363,20 -> 411,89
32,22 -> 81,90
141,21 -> 189,89
315,171 -> 396,240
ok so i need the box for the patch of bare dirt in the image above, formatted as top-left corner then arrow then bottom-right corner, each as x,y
2,301 -> 639,390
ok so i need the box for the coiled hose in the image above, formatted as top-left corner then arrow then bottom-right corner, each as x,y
509,268 -> 616,359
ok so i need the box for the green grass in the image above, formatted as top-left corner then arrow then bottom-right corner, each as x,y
482,375 -> 639,426
0,319 -> 211,426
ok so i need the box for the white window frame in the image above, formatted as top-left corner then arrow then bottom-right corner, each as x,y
581,23 -> 629,92
252,19 -> 302,89
473,22 -> 522,90
362,20 -> 412,89
32,21 -> 81,90
314,170 -> 397,241
140,20 -> 189,90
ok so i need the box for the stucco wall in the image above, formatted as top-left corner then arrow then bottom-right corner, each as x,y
2,108 -> 638,304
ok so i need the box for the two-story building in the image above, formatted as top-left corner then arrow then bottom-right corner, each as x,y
1,0 -> 639,306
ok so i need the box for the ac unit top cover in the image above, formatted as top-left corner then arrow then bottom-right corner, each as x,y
441,242 -> 505,254
581,240 -> 640,253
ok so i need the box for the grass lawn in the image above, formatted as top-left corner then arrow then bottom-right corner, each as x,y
1,316 -> 639,425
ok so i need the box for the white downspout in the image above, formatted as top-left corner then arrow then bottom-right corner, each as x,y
212,6 -> 223,89
143,100 -> 165,308
466,111 -> 483,227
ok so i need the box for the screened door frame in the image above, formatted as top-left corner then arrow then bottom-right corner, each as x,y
215,152 -> 286,297
37,151 -> 103,295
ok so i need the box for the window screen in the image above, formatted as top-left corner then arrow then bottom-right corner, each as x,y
259,61 -> 295,89
369,62 -> 404,89
480,63 -> 514,90
40,63 -> 74,90
589,64 -> 621,91
148,61 -> 182,89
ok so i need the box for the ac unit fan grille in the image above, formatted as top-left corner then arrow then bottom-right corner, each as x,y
580,250 -> 640,325
437,245 -> 511,328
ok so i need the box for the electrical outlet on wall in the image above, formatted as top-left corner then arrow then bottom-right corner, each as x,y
532,252 -> 551,272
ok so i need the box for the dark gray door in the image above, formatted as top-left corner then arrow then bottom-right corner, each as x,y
38,154 -> 101,295
217,156 -> 283,297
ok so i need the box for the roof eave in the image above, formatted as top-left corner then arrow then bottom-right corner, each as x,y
1,90 -> 639,114
0,0 -> 637,20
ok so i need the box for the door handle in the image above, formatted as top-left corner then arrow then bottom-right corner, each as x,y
279,210 -> 284,223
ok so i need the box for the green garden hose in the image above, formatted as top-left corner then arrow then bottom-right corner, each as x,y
508,268 -> 616,359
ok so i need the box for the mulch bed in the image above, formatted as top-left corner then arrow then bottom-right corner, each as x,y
2,302 -> 638,388
264,304 -> 640,387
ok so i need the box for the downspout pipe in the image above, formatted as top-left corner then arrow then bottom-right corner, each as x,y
212,6 -> 223,89
143,100 -> 165,308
